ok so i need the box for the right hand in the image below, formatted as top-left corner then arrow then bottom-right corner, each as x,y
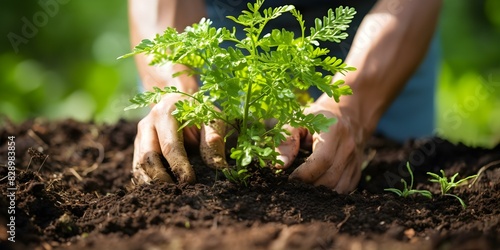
132,93 -> 228,185
274,102 -> 365,194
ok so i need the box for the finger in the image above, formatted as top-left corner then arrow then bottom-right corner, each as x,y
133,118 -> 174,184
312,152 -> 355,191
313,135 -> 359,191
155,112 -> 196,184
200,120 -> 228,169
288,132 -> 333,183
334,163 -> 361,194
275,126 -> 307,169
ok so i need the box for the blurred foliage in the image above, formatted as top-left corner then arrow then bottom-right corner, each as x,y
436,0 -> 500,147
0,0 -> 144,124
0,0 -> 499,147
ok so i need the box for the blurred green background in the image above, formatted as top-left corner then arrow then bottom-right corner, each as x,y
0,0 -> 499,148
0,0 -> 145,124
437,0 -> 500,148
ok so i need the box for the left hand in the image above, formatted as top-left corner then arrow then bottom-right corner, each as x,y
275,102 -> 365,193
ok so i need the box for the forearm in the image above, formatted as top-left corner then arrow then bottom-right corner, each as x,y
128,0 -> 205,94
318,0 -> 442,140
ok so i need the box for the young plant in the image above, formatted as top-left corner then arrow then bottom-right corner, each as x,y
384,162 -> 433,199
120,0 -> 356,183
427,170 -> 478,209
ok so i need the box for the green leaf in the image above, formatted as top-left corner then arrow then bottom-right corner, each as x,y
308,6 -> 356,45
261,147 -> 273,157
384,188 -> 403,197
385,162 -> 432,199
123,86 -> 174,111
241,152 -> 252,167
230,149 -> 243,160
120,0 -> 357,185
445,194 -> 467,209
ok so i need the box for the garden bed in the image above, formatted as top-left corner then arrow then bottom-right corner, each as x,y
0,119 -> 499,250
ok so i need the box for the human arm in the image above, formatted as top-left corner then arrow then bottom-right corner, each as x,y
129,0 -> 202,93
129,0 -> 228,185
276,0 -> 443,192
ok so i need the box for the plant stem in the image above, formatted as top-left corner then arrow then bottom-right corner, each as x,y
241,77 -> 253,138
469,159 -> 500,187
173,91 -> 236,128
240,21 -> 261,143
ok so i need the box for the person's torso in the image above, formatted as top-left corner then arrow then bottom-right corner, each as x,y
206,1 -> 376,58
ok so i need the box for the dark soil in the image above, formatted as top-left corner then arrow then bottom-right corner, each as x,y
0,119 -> 499,250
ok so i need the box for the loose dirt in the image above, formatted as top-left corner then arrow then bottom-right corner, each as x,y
0,119 -> 499,250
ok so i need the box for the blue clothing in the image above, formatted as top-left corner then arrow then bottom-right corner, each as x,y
205,0 -> 438,141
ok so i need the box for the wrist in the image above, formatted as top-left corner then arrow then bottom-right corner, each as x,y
341,95 -> 380,143
316,82 -> 380,143
138,54 -> 199,94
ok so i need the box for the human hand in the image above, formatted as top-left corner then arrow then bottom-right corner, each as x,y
132,93 -> 228,185
275,102 -> 365,193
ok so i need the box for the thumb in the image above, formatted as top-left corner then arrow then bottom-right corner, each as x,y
275,126 -> 307,169
200,119 -> 228,169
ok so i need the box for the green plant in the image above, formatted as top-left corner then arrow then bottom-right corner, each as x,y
384,162 -> 433,199
223,167 -> 251,186
427,170 -> 478,209
120,0 -> 356,182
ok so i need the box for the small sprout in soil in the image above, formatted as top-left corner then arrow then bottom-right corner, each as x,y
223,168 -> 251,186
427,170 -> 478,209
468,159 -> 500,187
384,162 -> 433,199
121,0 -> 356,184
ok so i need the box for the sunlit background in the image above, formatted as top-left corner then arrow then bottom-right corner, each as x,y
1,0 -> 499,148
0,0 -> 145,124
